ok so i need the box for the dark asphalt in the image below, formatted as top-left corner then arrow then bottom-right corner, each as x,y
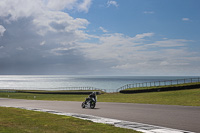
0,98 -> 199,132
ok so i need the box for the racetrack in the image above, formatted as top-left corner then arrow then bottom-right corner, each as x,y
0,98 -> 199,132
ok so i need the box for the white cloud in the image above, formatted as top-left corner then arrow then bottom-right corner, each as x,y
0,25 -> 6,36
134,32 -> 154,39
79,32 -> 155,61
33,11 -> 89,36
47,0 -> 77,10
50,47 -> 77,56
147,39 -> 191,47
0,0 -> 92,22
182,18 -> 190,21
0,0 -> 90,40
160,61 -> 169,66
78,0 -> 92,13
99,27 -> 108,33
143,11 -> 155,14
78,32 -> 199,75
107,0 -> 118,7
46,0 -> 92,13
0,0 -> 44,22
40,41 -> 46,46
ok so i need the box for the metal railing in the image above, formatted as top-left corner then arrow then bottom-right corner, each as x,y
1,77 -> 199,93
117,77 -> 200,92
0,86 -> 104,92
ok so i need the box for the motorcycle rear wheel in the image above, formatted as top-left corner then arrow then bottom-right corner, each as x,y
81,102 -> 85,108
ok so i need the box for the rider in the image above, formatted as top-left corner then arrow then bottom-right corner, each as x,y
85,92 -> 96,103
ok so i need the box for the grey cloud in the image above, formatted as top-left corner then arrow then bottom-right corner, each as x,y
0,17 -> 111,75
0,0 -> 111,75
50,22 -> 67,31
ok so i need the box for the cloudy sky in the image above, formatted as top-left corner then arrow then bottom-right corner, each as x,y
0,0 -> 200,75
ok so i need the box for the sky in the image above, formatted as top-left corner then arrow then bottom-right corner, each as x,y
0,0 -> 200,76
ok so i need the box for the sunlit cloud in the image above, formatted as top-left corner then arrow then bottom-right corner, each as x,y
99,27 -> 108,33
107,0 -> 119,7
143,11 -> 155,14
182,18 -> 190,21
78,0 -> 92,13
0,25 -> 6,36
78,32 -> 198,75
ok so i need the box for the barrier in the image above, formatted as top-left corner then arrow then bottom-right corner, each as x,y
117,77 -> 200,92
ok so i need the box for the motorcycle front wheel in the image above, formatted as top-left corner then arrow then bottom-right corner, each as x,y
90,102 -> 95,109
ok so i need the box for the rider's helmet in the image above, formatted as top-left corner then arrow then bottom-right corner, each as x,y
89,92 -> 96,98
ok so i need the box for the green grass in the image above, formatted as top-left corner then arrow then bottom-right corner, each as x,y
0,92 -> 87,101
1,88 -> 200,106
0,107 -> 139,133
98,89 -> 200,106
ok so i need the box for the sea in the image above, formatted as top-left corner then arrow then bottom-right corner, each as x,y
0,75 -> 199,92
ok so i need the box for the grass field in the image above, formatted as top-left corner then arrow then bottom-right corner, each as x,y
0,88 -> 200,106
0,107 -> 140,133
99,89 -> 200,106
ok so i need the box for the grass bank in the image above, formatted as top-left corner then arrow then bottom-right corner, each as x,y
0,107 -> 139,133
1,88 -> 200,106
100,89 -> 200,106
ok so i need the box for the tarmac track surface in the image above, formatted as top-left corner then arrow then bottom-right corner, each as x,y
0,98 -> 199,133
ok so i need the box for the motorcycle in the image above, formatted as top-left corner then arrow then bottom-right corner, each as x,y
81,97 -> 96,109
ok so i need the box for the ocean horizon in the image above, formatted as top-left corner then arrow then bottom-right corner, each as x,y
0,75 -> 199,92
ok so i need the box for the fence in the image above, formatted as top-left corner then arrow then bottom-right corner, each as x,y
117,77 -> 200,92
0,86 -> 104,91
103,89 -> 118,93
1,77 -> 199,93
